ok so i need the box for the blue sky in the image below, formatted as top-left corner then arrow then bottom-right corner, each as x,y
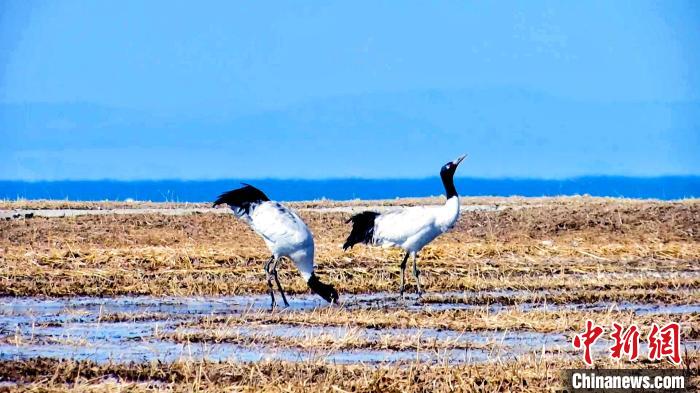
1,1 -> 699,180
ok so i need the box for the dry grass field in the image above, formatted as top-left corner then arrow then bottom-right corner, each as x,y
0,196 -> 698,391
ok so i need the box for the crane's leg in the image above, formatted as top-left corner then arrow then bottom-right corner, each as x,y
399,251 -> 410,298
264,256 -> 276,309
271,258 -> 290,307
412,252 -> 423,298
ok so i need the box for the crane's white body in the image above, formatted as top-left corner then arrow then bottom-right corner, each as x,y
343,154 -> 466,296
235,201 -> 314,281
372,196 -> 460,253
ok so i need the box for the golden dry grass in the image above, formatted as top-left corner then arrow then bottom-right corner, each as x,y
0,355 -> 697,392
1,196 -> 698,297
178,306 -> 700,340
0,196 -> 698,391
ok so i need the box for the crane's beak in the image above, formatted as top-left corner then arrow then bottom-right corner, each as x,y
453,154 -> 467,166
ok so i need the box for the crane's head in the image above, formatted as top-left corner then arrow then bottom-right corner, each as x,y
440,154 -> 467,177
307,274 -> 339,304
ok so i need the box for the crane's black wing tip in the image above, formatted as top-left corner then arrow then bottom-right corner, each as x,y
343,211 -> 380,249
213,184 -> 270,208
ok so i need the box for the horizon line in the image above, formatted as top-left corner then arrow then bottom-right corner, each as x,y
1,175 -> 700,183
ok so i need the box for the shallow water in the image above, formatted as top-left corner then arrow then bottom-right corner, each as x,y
0,340 -> 491,364
0,294 -> 696,365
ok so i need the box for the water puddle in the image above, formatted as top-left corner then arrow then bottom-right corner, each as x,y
401,290 -> 700,314
0,340 -> 501,364
0,294 -> 696,365
545,302 -> 700,315
0,295 -> 561,365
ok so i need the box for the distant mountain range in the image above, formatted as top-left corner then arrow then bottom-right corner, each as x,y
2,88 -> 699,180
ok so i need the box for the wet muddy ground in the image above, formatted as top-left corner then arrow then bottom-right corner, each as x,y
1,198 -> 698,390
1,292 -> 698,366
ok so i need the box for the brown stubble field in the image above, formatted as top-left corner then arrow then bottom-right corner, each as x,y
0,196 -> 698,391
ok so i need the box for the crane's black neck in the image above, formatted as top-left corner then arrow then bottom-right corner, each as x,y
440,171 -> 458,199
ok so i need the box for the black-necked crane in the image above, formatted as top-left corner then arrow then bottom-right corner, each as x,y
343,155 -> 466,297
214,184 -> 338,308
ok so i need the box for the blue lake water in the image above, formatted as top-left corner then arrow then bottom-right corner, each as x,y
0,176 -> 698,202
